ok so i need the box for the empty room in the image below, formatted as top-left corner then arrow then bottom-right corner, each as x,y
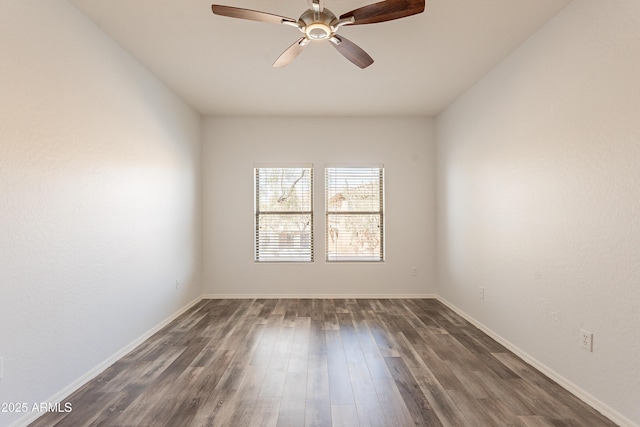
1,0 -> 638,426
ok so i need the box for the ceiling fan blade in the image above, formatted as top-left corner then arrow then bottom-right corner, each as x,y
329,35 -> 374,69
273,37 -> 308,67
339,0 -> 425,25
211,5 -> 296,25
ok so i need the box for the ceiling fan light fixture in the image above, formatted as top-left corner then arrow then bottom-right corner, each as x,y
305,22 -> 331,40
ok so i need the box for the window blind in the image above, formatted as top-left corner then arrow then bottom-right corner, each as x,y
325,166 -> 384,262
255,166 -> 313,262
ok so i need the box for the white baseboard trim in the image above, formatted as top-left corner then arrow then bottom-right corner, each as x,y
10,296 -> 204,427
436,296 -> 636,427
201,293 -> 438,299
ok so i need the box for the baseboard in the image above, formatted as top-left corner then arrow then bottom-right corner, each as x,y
10,296 -> 204,427
436,296 -> 636,427
201,293 -> 439,299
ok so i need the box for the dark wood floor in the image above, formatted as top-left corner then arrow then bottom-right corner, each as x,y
30,299 -> 616,427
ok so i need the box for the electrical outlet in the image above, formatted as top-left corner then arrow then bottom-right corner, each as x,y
479,287 -> 485,300
411,267 -> 417,276
175,280 -> 181,290
580,329 -> 593,352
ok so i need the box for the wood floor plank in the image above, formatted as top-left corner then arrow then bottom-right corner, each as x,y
248,396 -> 280,427
449,328 -> 520,379
298,298 -> 313,318
337,312 -> 366,364
447,389 -> 501,426
520,415 -> 558,427
417,381 -> 467,427
287,316 -> 311,374
480,397 -> 526,426
258,323 -> 293,397
251,313 -> 284,366
508,377 -> 579,420
493,352 -> 617,426
326,330 -> 355,405
29,299 -> 618,427
445,359 -> 490,399
352,316 -> 391,380
306,354 -> 330,399
306,354 -> 332,427
331,404 -> 359,427
413,342 -> 466,392
305,398 -> 332,427
308,316 -> 328,358
390,332 -> 466,426
384,356 -> 443,426
372,377 -> 415,427
188,373 -> 239,426
323,299 -> 340,331
360,308 -> 401,358
472,367 -> 536,416
143,366 -> 206,426
283,299 -> 300,325
277,371 -> 307,427
216,323 -> 265,391
221,364 -> 268,427
91,388 -> 146,426
347,362 -> 387,427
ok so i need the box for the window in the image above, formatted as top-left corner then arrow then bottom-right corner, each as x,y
325,166 -> 385,262
254,166 -> 313,262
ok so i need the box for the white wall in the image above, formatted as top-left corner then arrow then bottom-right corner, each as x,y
203,117 -> 436,297
0,1 -> 202,425
436,0 -> 640,425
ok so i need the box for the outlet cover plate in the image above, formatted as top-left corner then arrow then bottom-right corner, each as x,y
580,329 -> 593,352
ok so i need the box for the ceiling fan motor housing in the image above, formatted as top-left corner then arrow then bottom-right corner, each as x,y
299,9 -> 337,40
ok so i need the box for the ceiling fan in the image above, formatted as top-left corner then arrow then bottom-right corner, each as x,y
211,0 -> 425,68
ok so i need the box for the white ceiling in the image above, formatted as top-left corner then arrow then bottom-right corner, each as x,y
69,0 -> 570,116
